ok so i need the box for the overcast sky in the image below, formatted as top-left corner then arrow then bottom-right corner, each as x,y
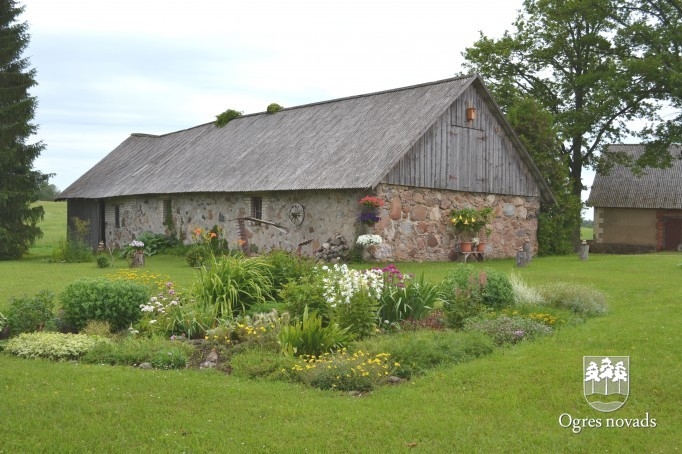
20,0 -> 595,216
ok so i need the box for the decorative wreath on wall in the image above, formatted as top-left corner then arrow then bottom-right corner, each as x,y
288,203 -> 305,226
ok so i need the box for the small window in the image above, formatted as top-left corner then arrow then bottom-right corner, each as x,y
163,199 -> 173,227
114,205 -> 120,228
251,196 -> 263,219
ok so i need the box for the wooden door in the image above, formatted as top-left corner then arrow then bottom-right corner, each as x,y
664,218 -> 682,251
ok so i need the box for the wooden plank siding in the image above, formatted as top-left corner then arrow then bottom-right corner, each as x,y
383,86 -> 540,197
66,198 -> 103,248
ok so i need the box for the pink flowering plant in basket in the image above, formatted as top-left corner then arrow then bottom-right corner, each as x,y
358,196 -> 384,226
359,196 -> 384,209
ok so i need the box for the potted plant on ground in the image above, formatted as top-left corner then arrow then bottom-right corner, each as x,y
450,207 -> 493,252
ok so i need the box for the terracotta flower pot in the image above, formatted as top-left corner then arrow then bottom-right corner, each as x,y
476,242 -> 485,252
460,241 -> 473,252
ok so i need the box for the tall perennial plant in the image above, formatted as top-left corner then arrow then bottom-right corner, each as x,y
320,264 -> 384,339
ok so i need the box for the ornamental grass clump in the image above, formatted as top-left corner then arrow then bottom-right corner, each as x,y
536,282 -> 607,317
509,272 -> 545,307
288,349 -> 397,392
193,254 -> 274,318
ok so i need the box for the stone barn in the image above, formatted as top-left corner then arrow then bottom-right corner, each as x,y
57,74 -> 554,261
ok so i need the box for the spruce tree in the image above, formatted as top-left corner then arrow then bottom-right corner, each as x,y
0,0 -> 49,259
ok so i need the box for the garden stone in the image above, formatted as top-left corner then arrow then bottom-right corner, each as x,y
386,376 -> 404,385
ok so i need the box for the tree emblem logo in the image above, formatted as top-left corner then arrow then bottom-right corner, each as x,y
583,356 -> 629,412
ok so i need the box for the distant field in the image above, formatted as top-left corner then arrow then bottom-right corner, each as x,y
581,227 -> 593,240
30,200 -> 67,257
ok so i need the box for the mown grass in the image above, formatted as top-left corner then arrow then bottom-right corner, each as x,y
0,204 -> 680,451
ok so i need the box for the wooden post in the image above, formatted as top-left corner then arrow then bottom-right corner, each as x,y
523,236 -> 532,263
516,248 -> 526,267
579,240 -> 589,261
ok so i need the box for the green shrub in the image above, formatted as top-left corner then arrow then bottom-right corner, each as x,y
215,108 -> 242,127
4,332 -> 110,360
60,278 -> 150,332
280,274 -> 328,322
463,314 -> 553,346
263,249 -> 317,298
278,307 -> 351,357
439,265 -> 513,310
6,290 -> 56,336
355,330 -> 494,379
185,244 -> 208,267
443,285 -> 486,329
536,282 -> 607,317
287,349 -> 397,392
96,255 -> 111,268
193,255 -> 274,318
266,103 -> 283,113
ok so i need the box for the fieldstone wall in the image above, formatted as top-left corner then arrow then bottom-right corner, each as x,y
103,185 -> 540,262
104,190 -> 364,257
368,184 -> 540,261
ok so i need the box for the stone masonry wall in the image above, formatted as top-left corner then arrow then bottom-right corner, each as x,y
104,190 -> 365,257
368,184 -> 541,261
104,185 -> 540,262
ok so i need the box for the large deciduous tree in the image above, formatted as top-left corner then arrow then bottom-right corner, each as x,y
0,0 -> 49,259
463,0 -> 682,199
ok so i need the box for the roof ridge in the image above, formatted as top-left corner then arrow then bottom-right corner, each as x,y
139,75 -> 479,138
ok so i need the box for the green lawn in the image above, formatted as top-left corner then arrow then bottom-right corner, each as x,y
0,203 -> 680,452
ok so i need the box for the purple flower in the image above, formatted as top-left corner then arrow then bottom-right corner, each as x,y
357,212 -> 380,225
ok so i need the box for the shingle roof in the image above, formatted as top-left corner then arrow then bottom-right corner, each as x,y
587,144 -> 682,209
58,74 -> 551,200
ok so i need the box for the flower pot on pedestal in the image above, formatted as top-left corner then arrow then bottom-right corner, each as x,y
476,242 -> 485,252
460,241 -> 473,252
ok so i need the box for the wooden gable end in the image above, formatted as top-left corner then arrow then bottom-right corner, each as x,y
382,84 -> 540,197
